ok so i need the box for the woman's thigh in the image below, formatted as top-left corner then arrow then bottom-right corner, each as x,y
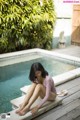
48,92 -> 57,101
39,84 -> 46,99
39,84 -> 56,100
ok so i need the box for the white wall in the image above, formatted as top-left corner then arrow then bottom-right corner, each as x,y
54,0 -> 73,17
52,0 -> 73,48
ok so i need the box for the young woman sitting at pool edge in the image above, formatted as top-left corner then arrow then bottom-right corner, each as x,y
16,62 -> 57,115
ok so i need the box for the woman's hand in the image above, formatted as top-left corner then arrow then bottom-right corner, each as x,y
31,105 -> 39,115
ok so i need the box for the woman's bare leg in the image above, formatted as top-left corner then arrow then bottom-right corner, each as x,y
18,84 -> 56,115
18,84 -> 43,115
16,83 -> 37,113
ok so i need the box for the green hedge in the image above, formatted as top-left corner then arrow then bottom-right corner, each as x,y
0,0 -> 56,53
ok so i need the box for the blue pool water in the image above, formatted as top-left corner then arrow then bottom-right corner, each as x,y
0,56 -> 78,113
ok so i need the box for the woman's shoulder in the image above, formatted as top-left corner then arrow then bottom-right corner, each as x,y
45,75 -> 53,82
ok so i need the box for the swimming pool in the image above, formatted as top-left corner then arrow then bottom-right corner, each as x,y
0,48 -> 80,114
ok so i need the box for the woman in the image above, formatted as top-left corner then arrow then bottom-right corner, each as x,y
16,62 -> 57,115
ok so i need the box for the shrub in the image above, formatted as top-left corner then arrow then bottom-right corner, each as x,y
0,0 -> 56,53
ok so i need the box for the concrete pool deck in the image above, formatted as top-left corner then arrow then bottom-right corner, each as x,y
53,45 -> 80,58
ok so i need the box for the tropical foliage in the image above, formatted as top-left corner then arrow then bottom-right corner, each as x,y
0,0 -> 56,53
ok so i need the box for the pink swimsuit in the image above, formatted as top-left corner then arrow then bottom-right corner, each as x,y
38,76 -> 56,108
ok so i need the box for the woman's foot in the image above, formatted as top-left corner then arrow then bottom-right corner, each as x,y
18,106 -> 30,116
15,103 -> 25,114
16,108 -> 22,114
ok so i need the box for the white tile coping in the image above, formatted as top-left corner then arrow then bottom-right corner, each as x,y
0,48 -> 80,62
9,96 -> 62,120
0,54 -> 42,67
0,48 -> 80,66
38,49 -> 80,63
53,67 -> 80,86
0,49 -> 37,59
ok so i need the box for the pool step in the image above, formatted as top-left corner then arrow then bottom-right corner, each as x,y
20,85 -> 31,95
10,95 -> 62,110
9,96 -> 62,120
10,95 -> 25,109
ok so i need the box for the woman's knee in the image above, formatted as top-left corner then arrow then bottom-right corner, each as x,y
35,84 -> 45,93
32,82 -> 37,86
28,83 -> 37,92
36,84 -> 42,90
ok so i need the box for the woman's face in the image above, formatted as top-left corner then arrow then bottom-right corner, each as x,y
35,71 -> 41,78
35,71 -> 42,83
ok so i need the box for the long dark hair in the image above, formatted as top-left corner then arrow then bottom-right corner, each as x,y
29,62 -> 48,82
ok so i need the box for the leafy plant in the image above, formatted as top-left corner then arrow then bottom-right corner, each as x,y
0,0 -> 56,53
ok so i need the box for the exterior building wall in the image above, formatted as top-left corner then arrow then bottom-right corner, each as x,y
71,5 -> 80,45
52,0 -> 73,48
